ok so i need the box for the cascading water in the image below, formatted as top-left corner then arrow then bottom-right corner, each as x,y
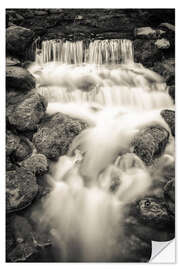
30,39 -> 175,262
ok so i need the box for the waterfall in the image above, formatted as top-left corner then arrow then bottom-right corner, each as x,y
30,38 -> 174,262
36,39 -> 134,64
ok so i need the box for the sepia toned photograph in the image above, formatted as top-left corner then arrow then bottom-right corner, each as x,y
5,8 -> 175,263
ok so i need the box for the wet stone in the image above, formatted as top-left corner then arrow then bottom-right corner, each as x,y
6,167 -> 38,213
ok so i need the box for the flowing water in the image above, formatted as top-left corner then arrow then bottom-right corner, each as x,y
29,39 -> 175,262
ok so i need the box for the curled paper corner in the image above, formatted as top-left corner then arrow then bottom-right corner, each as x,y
150,240 -> 175,263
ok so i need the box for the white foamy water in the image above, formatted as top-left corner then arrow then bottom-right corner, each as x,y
30,39 -> 175,262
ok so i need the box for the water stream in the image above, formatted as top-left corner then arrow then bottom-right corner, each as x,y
29,39 -> 175,262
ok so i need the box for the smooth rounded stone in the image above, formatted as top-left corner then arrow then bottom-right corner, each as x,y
11,215 -> 34,244
134,27 -> 157,39
20,154 -> 49,176
6,56 -> 21,66
6,130 -> 20,155
161,109 -> 175,137
155,38 -> 170,49
131,126 -> 169,165
6,26 -> 35,59
6,167 -> 38,213
6,66 -> 36,92
159,23 -> 175,32
7,91 -> 47,132
33,113 -> 87,160
13,136 -> 33,162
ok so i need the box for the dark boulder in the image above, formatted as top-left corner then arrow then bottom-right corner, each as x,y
6,130 -> 20,156
6,214 -> 52,262
33,113 -> 87,160
20,153 -> 49,176
161,109 -> 175,137
131,126 -> 169,165
6,167 -> 38,213
151,58 -> 175,86
6,66 -> 36,92
6,26 -> 36,60
13,136 -> 33,162
125,196 -> 175,242
7,91 -> 47,132
134,39 -> 162,67
164,178 -> 175,215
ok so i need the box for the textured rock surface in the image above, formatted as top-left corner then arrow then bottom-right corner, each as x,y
6,167 -> 38,213
151,58 -> 175,86
6,130 -> 20,155
6,9 -> 175,40
161,109 -> 175,137
20,154 -> 49,176
6,26 -> 36,59
6,214 -> 52,262
132,126 -> 169,165
6,66 -> 36,91
13,136 -> 33,162
33,113 -> 87,160
7,91 -> 47,132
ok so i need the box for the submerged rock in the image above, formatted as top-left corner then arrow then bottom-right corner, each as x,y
6,167 -> 38,213
161,109 -> 175,137
20,153 -> 49,176
6,66 -> 36,92
7,91 -> 47,132
33,113 -> 87,160
6,26 -> 35,60
131,126 -> 169,165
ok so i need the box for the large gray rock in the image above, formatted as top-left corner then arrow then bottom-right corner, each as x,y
20,153 -> 49,176
6,66 -> 36,91
134,39 -> 162,67
151,58 -> 175,86
6,26 -> 36,59
131,126 -> 169,165
33,113 -> 87,160
7,91 -> 47,132
134,27 -> 164,39
161,109 -> 175,137
6,167 -> 38,213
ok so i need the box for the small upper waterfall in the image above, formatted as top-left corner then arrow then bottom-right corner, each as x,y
36,39 -> 134,64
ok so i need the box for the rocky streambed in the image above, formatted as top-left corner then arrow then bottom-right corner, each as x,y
6,9 -> 175,262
